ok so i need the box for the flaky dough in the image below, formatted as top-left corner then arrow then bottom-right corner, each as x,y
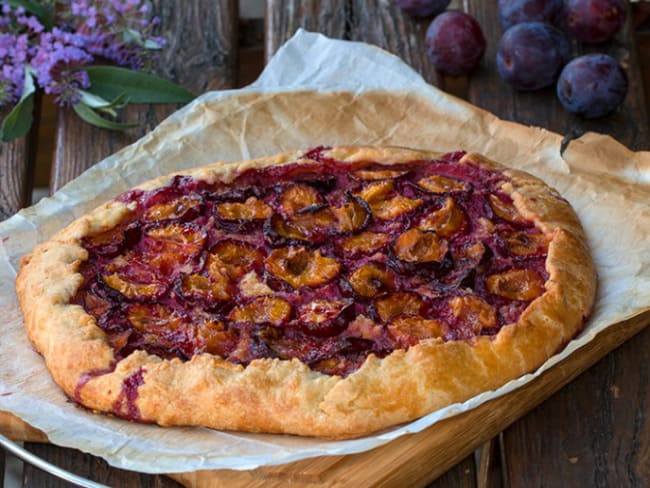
16,146 -> 596,438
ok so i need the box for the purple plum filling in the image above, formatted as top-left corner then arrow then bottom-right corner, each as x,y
72,148 -> 549,377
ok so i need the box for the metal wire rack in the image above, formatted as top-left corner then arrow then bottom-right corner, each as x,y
0,433 -> 108,488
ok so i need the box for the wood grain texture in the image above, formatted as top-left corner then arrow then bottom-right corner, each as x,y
429,454 -> 476,488
21,444 -> 181,488
50,0 -> 238,192
265,0 -> 347,61
348,0 -> 440,86
502,325 -> 650,487
0,105 -> 36,221
476,437 -> 504,488
463,0 -> 649,151
0,445 -> 5,488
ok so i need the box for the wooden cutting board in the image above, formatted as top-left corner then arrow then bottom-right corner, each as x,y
2,310 -> 649,487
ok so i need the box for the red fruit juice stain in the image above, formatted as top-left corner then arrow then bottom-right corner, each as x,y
74,363 -> 117,403
112,368 -> 146,421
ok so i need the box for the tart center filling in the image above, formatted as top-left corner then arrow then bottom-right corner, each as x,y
73,149 -> 549,377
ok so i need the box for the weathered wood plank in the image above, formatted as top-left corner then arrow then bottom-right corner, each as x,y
50,0 -> 238,192
22,444 -> 181,488
428,454 -> 476,488
348,0 -> 440,86
265,0 -> 347,61
0,104 -> 36,221
502,325 -> 650,487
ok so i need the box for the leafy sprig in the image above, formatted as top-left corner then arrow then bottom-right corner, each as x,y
0,0 -> 196,142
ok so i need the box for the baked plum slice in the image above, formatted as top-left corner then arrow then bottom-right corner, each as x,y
353,165 -> 409,180
297,299 -> 354,336
266,207 -> 336,244
374,292 -> 424,323
265,247 -> 341,288
264,331 -> 367,371
102,272 -> 167,300
206,240 -> 264,281
176,271 -> 232,307
500,230 -> 548,256
485,268 -> 545,301
280,184 -> 323,214
216,197 -> 273,232
196,319 -> 238,357
267,196 -> 369,244
331,195 -> 371,234
415,175 -> 469,193
229,296 -> 292,326
387,315 -> 445,348
393,228 -> 449,263
144,194 -> 202,222
340,231 -> 391,255
356,180 -> 423,220
127,303 -> 183,333
310,355 -> 366,377
448,295 -> 497,335
83,220 -> 140,258
488,193 -> 527,225
140,223 -> 206,278
417,197 -> 466,237
348,263 -> 396,298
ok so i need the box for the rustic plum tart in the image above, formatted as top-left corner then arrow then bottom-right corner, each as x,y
16,146 -> 596,438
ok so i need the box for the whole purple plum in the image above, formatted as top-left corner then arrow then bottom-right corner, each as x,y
556,54 -> 628,118
425,11 -> 486,76
496,22 -> 570,90
498,0 -> 564,29
565,0 -> 627,43
393,0 -> 451,17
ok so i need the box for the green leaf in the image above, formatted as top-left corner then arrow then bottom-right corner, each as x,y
78,90 -> 129,118
4,0 -> 54,29
144,39 -> 163,50
85,66 -> 196,104
72,102 -> 139,131
0,67 -> 36,142
122,28 -> 144,47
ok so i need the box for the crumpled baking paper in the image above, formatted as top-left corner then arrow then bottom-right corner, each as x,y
0,30 -> 649,474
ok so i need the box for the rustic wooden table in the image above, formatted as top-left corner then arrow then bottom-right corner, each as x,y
1,1 -> 648,486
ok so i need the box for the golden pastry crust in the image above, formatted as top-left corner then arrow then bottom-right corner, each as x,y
15,146 -> 596,438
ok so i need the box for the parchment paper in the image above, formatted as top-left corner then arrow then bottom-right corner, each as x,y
1,30 -> 649,473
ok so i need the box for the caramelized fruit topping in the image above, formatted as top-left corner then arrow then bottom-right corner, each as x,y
216,197 -> 272,220
393,228 -> 448,263
502,230 -> 548,255
230,297 -> 292,325
417,175 -> 469,193
357,180 -> 423,220
340,231 -> 391,254
265,247 -> 341,288
449,295 -> 497,334
73,150 -> 550,380
417,197 -> 465,237
486,269 -> 545,301
207,240 -> 263,280
489,193 -> 527,224
354,167 -> 409,180
348,263 -> 395,297
280,184 -> 322,214
145,194 -> 201,221
375,292 -> 423,322
388,316 -> 445,347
